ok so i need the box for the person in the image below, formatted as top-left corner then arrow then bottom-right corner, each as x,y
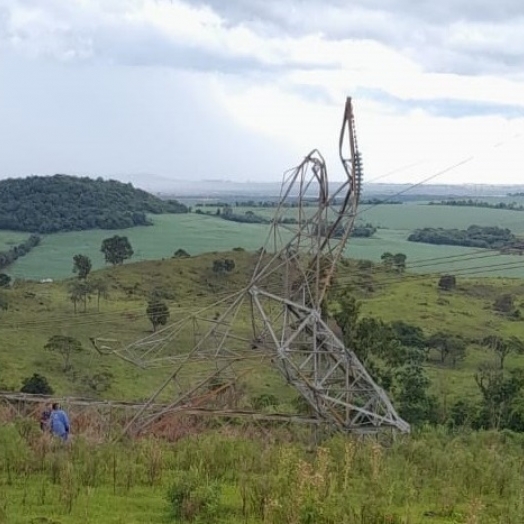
40,405 -> 51,432
49,403 -> 70,441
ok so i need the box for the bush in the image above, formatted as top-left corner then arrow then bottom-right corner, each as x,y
173,249 -> 190,258
166,470 -> 221,522
252,393 -> 279,410
438,275 -> 456,291
0,273 -> 11,288
20,373 -> 54,395
494,294 -> 514,314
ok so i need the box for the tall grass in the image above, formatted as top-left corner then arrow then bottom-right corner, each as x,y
1,418 -> 524,523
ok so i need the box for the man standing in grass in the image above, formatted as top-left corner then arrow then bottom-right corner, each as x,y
49,402 -> 70,441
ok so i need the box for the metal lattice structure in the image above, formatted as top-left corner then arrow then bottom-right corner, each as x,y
98,97 -> 409,436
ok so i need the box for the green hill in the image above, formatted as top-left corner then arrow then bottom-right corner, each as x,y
1,250 -> 524,420
0,174 -> 189,233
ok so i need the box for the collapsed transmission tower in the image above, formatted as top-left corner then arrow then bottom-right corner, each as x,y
105,97 -> 410,436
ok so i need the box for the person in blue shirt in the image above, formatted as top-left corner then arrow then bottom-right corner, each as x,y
49,403 -> 70,441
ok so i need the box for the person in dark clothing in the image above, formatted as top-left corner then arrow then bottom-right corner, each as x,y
49,403 -> 70,441
40,405 -> 51,432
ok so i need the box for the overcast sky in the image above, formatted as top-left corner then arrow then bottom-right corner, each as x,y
1,0 -> 524,186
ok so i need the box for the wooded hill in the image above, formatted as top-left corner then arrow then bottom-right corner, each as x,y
0,174 -> 189,233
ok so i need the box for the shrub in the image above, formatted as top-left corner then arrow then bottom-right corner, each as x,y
252,393 -> 279,410
438,274 -> 456,291
173,249 -> 190,258
166,470 -> 221,522
494,294 -> 514,314
20,373 -> 54,395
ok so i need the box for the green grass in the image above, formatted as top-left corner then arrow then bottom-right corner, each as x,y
231,201 -> 524,231
6,214 -> 276,280
1,249 -> 523,407
6,203 -> 524,280
0,251 -> 297,404
2,423 -> 524,523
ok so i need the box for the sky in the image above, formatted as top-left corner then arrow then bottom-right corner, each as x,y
1,0 -> 524,186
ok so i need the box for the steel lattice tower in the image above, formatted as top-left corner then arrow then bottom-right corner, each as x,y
99,98 -> 410,436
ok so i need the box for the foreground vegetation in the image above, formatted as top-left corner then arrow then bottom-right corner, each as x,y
2,418 -> 524,523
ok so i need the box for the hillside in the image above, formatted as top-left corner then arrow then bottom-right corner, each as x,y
2,250 -> 524,429
0,174 -> 189,233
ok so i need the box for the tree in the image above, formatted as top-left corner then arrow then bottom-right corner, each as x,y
100,235 -> 134,266
0,273 -> 11,288
427,332 -> 467,366
474,363 -> 524,430
91,278 -> 109,312
68,280 -> 93,313
395,363 -> 438,425
334,291 -> 435,426
493,294 -> 514,314
223,258 -> 235,272
380,252 -> 394,270
482,335 -> 524,370
173,249 -> 190,258
333,292 -> 361,355
20,373 -> 54,395
212,258 -> 236,275
438,274 -> 456,291
390,321 -> 426,349
146,299 -> 170,332
44,335 -> 83,371
392,253 -> 407,273
0,293 -> 8,311
72,254 -> 92,279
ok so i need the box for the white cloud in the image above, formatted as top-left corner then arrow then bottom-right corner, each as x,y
0,0 -> 524,185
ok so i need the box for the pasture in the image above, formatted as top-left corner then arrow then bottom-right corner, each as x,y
1,248 -> 524,408
5,202 -> 524,280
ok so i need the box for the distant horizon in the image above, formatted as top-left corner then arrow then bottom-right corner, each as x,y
2,171 -> 524,189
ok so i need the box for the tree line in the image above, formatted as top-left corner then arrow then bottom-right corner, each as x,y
408,225 -> 516,249
0,234 -> 41,270
429,199 -> 524,211
196,206 -> 298,225
203,208 -> 380,239
0,174 -> 189,234
333,292 -> 524,430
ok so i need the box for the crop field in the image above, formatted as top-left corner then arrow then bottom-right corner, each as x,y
0,231 -> 33,251
6,214 -> 278,280
6,203 -> 524,280
237,201 -> 524,232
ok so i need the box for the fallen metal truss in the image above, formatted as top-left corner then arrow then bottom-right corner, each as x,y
96,97 -> 410,436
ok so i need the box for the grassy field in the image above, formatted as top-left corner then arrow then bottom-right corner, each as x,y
2,421 -> 524,523
5,203 -> 524,280
1,249 -> 523,409
5,214 -> 277,280
2,198 -> 524,523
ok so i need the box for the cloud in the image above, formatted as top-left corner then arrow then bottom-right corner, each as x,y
194,0 -> 524,76
0,0 -> 340,72
0,53 -> 298,181
0,0 -> 524,185
355,88 -> 524,119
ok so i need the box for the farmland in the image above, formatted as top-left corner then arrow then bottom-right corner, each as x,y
5,202 -> 524,280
